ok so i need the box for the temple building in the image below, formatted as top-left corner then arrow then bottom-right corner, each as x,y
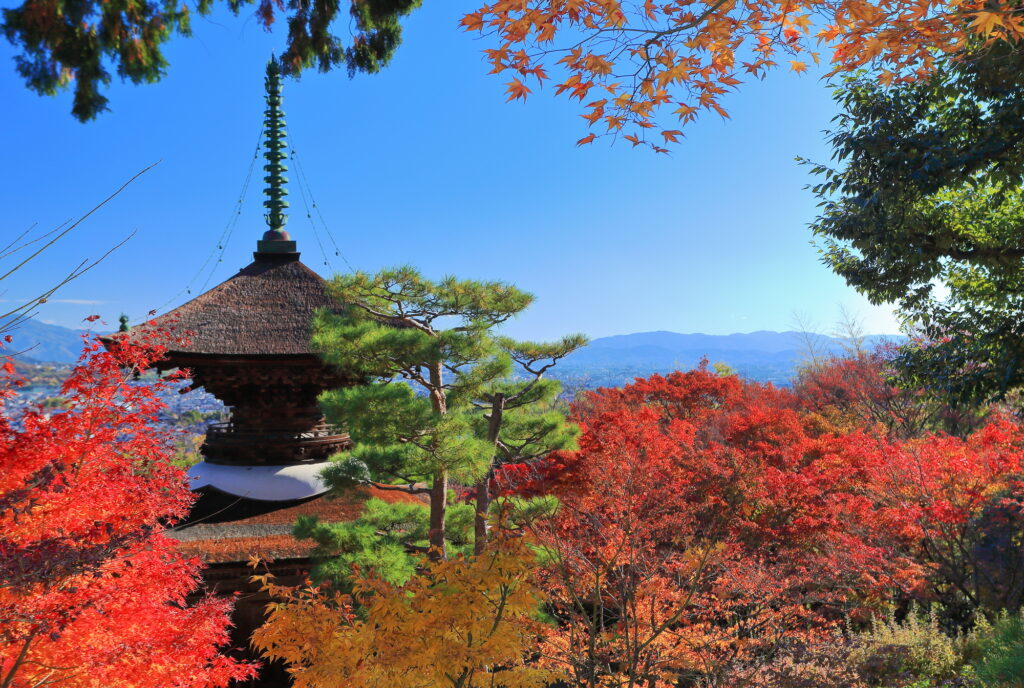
107,60 -> 420,686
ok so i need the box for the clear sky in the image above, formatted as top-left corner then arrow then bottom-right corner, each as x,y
1,1 -> 901,341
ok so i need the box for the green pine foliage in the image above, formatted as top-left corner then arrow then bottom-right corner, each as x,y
294,499 -> 427,592
973,612 -> 1024,687
292,498 -> 476,592
308,265 -> 586,569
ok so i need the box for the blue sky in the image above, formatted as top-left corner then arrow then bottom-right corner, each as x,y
1,1 -> 901,340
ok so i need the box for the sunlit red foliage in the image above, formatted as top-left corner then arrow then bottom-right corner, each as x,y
463,0 -> 1024,151
0,330 -> 256,688
508,367 -> 921,686
834,420 -> 1024,617
793,349 -> 990,439
794,350 -> 933,438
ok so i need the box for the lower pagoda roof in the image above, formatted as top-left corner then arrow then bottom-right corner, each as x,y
170,485 -> 427,565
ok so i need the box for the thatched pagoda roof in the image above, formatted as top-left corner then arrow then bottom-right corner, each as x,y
136,254 -> 341,357
171,485 -> 427,565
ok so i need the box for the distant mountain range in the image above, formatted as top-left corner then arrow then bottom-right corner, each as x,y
3,319 -> 103,364
552,330 -> 903,387
3,320 -> 902,386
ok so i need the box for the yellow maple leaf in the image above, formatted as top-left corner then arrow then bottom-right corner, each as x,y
971,10 -> 1004,37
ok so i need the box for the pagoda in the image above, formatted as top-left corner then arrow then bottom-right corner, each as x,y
109,56 -> 376,560
144,59 -> 356,483
105,60 -> 423,686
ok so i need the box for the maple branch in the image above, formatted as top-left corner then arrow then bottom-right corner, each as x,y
0,223 -> 65,261
0,163 -> 149,335
0,632 -> 34,688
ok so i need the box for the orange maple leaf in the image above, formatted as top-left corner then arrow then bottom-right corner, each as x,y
971,11 -> 1003,36
460,12 -> 484,31
505,78 -> 532,101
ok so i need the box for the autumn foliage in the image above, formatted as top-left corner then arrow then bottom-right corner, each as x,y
792,348 -> 989,439
242,352 -> 1024,686
837,420 -> 1024,619
463,0 -> 1024,150
502,367 -> 923,685
477,363 -> 1024,684
252,531 -> 558,688
0,331 -> 255,688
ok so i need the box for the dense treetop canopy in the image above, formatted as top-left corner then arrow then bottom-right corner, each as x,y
807,45 -> 1024,406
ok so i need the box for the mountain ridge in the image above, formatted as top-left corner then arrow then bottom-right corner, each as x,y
2,320 -> 902,385
3,319 -> 110,364
555,329 -> 902,386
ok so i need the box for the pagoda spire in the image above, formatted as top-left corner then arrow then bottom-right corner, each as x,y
256,56 -> 297,256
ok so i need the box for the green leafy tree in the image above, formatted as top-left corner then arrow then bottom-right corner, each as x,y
805,43 -> 1024,407
1,0 -> 421,121
311,265 -> 585,564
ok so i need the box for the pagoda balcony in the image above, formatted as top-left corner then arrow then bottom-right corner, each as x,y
203,421 -> 350,466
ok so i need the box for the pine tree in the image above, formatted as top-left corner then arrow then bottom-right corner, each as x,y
309,265 -> 585,566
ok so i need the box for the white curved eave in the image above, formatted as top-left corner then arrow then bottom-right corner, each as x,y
188,461 -> 331,501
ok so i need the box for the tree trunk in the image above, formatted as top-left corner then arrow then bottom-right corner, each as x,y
474,393 -> 504,555
427,361 -> 448,561
0,634 -> 34,688
474,470 -> 492,556
428,468 -> 448,561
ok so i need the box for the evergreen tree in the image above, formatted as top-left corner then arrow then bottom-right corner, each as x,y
309,265 -> 585,568
805,43 -> 1024,407
2,0 -> 420,121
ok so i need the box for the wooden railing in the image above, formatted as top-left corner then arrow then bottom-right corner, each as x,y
202,422 -> 350,466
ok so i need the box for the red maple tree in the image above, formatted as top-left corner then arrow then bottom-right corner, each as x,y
506,367 -> 921,686
836,419 -> 1024,618
0,328 -> 256,688
792,348 -> 990,440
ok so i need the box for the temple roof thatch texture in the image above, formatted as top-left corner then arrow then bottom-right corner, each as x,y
143,256 -> 341,356
170,486 -> 426,564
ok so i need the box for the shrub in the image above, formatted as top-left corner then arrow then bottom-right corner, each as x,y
851,610 -> 969,686
749,610 -> 980,688
973,612 -> 1024,687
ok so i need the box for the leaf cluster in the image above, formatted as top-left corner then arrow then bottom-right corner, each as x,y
1,0 -> 421,120
252,531 -> 560,688
465,0 -> 1024,151
806,44 -> 1024,406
